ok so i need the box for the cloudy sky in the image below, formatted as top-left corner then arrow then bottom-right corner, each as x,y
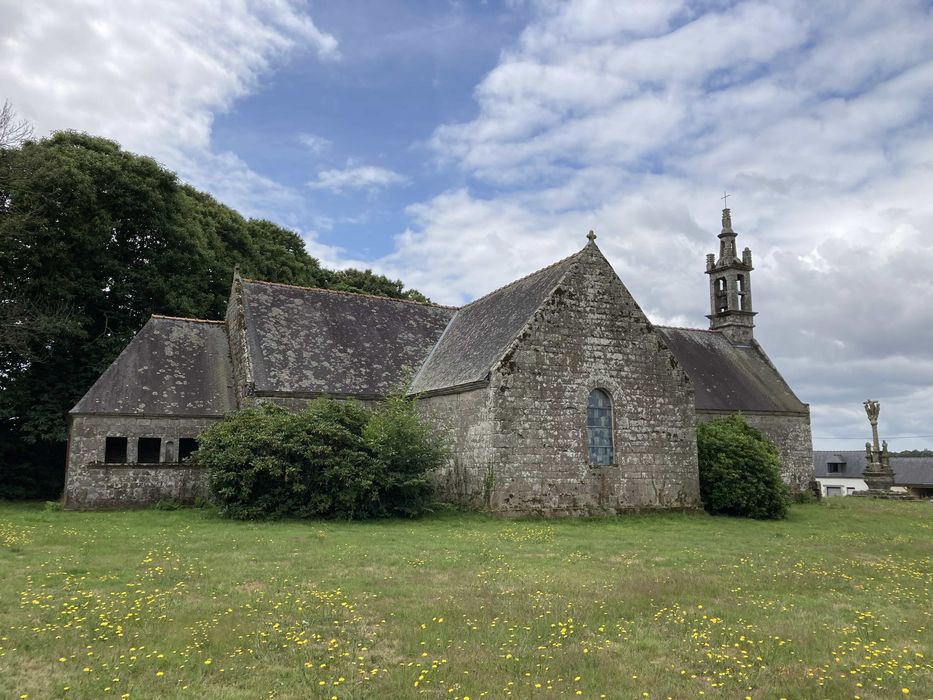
3,0 -> 932,450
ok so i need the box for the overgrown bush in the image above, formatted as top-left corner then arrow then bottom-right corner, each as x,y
696,414 -> 789,520
364,394 -> 448,517
196,397 -> 446,520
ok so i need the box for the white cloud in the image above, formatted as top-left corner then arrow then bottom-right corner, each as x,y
298,132 -> 332,155
0,0 -> 338,219
352,0 -> 933,450
308,163 -> 408,193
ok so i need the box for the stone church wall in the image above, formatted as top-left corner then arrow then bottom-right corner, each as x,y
225,277 -> 254,406
64,414 -> 216,508
480,248 -> 700,516
697,410 -> 814,490
418,387 -> 495,508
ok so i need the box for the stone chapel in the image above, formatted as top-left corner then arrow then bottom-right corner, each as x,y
63,208 -> 814,512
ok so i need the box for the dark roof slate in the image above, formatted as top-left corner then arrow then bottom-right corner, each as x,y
71,316 -> 235,416
655,327 -> 807,414
812,450 -> 933,486
813,450 -> 867,478
891,457 -> 933,486
409,252 -> 579,395
241,281 -> 455,397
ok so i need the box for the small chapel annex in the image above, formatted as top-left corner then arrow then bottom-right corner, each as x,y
63,208 -> 814,512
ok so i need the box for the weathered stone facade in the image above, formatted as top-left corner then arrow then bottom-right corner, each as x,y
420,388 -> 495,508
420,243 -> 700,515
64,415 -> 215,508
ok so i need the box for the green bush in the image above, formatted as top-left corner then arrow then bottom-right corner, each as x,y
196,397 -> 446,520
364,394 -> 448,517
696,414 -> 789,520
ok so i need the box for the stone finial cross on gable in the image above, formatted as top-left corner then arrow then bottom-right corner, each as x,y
587,230 -> 597,242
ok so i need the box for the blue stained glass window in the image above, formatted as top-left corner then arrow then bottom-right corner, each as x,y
587,389 -> 613,465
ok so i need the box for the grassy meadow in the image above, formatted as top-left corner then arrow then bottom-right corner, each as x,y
0,498 -> 930,699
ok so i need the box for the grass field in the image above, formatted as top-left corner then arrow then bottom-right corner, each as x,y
0,499 -> 930,700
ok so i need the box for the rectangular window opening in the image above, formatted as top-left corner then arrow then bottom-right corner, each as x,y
137,437 -> 161,464
104,436 -> 128,464
178,437 -> 198,463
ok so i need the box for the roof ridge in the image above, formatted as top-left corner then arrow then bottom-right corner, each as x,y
458,248 -> 584,311
241,277 -> 458,310
151,314 -> 225,325
656,324 -> 719,333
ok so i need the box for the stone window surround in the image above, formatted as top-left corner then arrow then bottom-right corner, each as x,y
586,388 -> 614,466
579,377 -> 624,468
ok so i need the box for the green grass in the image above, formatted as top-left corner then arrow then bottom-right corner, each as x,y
0,499 -> 930,700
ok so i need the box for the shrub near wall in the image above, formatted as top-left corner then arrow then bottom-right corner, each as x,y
195,397 -> 446,520
697,414 -> 789,520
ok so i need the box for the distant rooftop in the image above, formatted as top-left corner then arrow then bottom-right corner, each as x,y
813,450 -> 933,486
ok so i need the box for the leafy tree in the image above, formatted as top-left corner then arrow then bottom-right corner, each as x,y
893,449 -> 933,457
0,130 -> 427,499
197,397 -> 446,520
326,267 -> 429,303
696,414 -> 789,520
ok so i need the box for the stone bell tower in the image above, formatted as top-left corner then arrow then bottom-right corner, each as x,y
705,206 -> 756,344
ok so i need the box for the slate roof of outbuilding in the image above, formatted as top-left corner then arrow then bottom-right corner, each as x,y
892,457 -> 933,486
812,450 -> 867,478
408,251 -> 580,395
240,280 -> 456,397
812,450 -> 933,486
655,327 -> 808,414
71,316 -> 235,416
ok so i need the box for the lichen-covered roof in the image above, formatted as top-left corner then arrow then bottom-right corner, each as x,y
409,252 -> 579,395
71,316 -> 235,416
240,280 -> 456,397
655,327 -> 807,414
813,451 -> 933,486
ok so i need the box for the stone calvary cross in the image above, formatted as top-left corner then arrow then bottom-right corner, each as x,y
863,399 -> 894,491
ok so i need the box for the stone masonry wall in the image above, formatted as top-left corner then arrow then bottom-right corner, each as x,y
697,410 -> 814,491
225,277 -> 252,407
482,246 -> 700,516
254,395 -> 379,411
418,388 -> 495,508
64,414 -> 217,508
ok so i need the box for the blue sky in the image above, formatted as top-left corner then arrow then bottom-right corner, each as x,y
3,0 -> 933,450
207,0 -> 533,256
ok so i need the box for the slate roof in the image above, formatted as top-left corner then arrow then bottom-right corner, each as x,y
240,280 -> 455,397
71,316 -> 235,416
813,450 -> 933,486
655,327 -> 807,414
409,252 -> 580,395
813,450 -> 867,478
892,457 -> 933,486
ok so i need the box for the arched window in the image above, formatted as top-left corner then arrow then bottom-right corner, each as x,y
586,389 -> 614,465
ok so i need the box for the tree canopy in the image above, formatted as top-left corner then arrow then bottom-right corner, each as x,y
0,130 -> 425,499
